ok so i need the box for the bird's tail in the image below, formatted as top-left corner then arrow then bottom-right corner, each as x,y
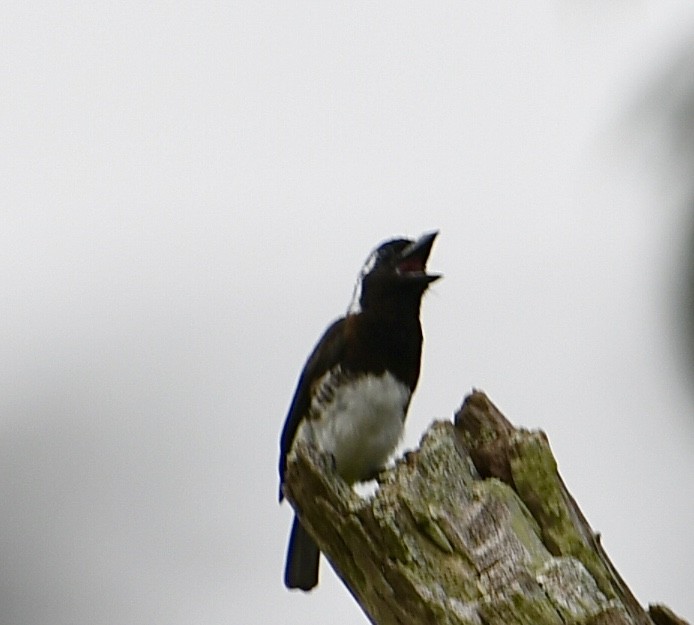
284,515 -> 320,591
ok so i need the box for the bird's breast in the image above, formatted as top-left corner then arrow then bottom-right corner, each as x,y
298,369 -> 411,484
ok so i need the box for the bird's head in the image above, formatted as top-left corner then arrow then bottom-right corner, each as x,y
350,231 -> 441,314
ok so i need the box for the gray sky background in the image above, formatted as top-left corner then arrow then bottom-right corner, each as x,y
2,2 -> 694,624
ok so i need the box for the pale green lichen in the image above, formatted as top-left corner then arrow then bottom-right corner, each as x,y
478,589 -> 564,625
509,431 -> 616,601
536,557 -> 612,621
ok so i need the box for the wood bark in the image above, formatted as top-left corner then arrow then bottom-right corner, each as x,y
282,390 -> 689,625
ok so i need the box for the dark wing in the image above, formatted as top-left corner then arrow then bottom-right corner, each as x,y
278,316 -> 347,501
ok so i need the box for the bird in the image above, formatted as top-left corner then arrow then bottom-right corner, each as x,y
278,231 -> 441,591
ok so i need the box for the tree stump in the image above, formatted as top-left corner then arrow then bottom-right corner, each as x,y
282,390 -> 689,625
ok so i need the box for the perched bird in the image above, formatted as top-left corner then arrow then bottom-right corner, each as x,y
278,231 -> 441,591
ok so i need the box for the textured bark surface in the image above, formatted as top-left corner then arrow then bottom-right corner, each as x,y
282,390 -> 690,625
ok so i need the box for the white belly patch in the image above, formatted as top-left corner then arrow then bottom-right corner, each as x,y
295,370 -> 410,484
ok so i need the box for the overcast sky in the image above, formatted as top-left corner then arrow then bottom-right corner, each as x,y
2,2 -> 694,625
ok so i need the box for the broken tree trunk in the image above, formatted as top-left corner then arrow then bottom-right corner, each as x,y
282,390 -> 689,625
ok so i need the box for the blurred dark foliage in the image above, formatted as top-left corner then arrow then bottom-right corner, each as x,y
635,41 -> 694,382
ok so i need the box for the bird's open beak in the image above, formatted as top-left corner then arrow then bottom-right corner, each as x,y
396,230 -> 442,284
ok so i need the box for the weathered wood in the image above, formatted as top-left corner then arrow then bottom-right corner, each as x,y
650,604 -> 692,625
282,390 -> 689,625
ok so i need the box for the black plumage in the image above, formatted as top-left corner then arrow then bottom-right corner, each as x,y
279,231 -> 440,591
